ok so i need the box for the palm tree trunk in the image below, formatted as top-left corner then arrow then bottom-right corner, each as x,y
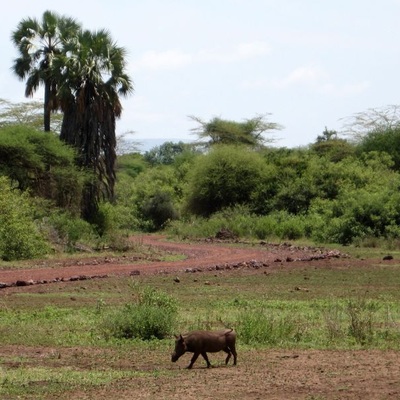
44,79 -> 51,132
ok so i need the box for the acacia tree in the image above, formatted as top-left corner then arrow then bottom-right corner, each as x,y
341,105 -> 400,141
189,114 -> 282,149
59,29 -> 133,222
11,10 -> 81,131
0,99 -> 63,132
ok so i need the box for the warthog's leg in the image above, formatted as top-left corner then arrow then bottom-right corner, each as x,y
230,345 -> 237,365
201,351 -> 212,368
187,352 -> 200,369
223,347 -> 232,364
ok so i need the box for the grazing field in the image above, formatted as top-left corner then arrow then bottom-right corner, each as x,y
1,237 -> 400,399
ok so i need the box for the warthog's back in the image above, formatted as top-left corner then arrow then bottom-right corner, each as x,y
184,329 -> 236,353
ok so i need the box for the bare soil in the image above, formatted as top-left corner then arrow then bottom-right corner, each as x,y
1,235 -> 399,399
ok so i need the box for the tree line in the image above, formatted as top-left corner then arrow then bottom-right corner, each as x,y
3,9 -> 400,260
2,102 -> 400,259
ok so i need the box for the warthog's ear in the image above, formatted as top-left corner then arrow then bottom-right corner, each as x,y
174,334 -> 184,341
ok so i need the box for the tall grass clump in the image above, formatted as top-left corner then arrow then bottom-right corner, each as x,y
346,298 -> 377,345
100,284 -> 178,341
236,307 -> 306,346
322,298 -> 400,347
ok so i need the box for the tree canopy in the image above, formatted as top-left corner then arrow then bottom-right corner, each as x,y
189,114 -> 282,148
11,10 -> 81,131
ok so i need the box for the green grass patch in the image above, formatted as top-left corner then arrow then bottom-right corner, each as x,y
0,365 -> 160,398
1,259 -> 400,397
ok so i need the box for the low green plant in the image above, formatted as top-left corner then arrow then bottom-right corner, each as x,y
100,285 -> 177,341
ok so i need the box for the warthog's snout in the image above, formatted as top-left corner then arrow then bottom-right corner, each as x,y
171,352 -> 179,362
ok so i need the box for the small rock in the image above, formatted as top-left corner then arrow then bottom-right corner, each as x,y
173,277 -> 180,283
383,255 -> 394,260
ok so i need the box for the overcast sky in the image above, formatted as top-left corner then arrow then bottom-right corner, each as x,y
2,0 -> 400,150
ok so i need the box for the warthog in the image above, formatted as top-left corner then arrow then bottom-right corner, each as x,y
171,329 -> 237,369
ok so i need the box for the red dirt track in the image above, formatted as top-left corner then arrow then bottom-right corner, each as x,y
0,235 -> 343,286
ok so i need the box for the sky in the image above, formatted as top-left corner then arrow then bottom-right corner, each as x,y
2,0 -> 400,151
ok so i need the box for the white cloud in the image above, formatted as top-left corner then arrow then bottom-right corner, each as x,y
241,65 -> 326,89
133,41 -> 271,71
237,41 -> 271,58
133,50 -> 192,71
242,65 -> 370,98
198,41 -> 271,63
320,81 -> 370,97
274,66 -> 328,88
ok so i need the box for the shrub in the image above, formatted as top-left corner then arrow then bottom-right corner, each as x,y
47,212 -> 97,250
185,145 -> 270,216
0,176 -> 49,260
0,125 -> 85,213
100,285 -> 177,340
141,191 -> 179,231
253,217 -> 278,240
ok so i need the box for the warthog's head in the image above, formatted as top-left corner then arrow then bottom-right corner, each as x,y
171,334 -> 186,362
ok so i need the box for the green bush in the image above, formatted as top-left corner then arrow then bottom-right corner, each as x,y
116,165 -> 183,231
48,212 -> 97,250
357,127 -> 400,170
0,176 -> 49,260
253,217 -> 278,240
103,303 -> 175,340
100,285 -> 177,340
167,208 -> 310,241
0,125 -> 86,213
185,145 -> 270,216
141,191 -> 179,231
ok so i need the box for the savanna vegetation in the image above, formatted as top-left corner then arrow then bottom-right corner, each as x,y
2,8 -> 400,399
4,101 -> 400,261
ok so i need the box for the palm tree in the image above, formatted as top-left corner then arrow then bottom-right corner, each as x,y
11,10 -> 80,131
59,29 -> 134,222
